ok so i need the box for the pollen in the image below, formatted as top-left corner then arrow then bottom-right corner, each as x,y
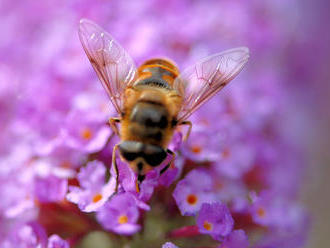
92,193 -> 102,203
186,194 -> 198,205
191,145 -> 202,154
203,220 -> 213,231
81,127 -> 92,140
257,207 -> 266,218
118,214 -> 128,224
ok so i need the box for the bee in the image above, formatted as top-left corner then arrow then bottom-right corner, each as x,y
78,19 -> 249,190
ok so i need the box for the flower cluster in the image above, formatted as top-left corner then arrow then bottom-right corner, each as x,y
0,0 -> 316,247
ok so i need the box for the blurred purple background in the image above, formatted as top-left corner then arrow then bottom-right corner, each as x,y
1,0 -> 329,247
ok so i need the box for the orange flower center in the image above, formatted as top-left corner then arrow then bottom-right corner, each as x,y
222,148 -> 231,159
33,198 -> 40,206
92,193 -> 102,203
201,119 -> 209,126
81,128 -> 92,140
60,160 -> 71,168
215,181 -> 223,190
191,145 -> 202,154
257,207 -> 266,218
186,194 -> 198,205
203,221 -> 213,231
118,214 -> 128,224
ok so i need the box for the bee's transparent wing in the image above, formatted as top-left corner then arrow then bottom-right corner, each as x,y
78,19 -> 137,114
173,47 -> 249,122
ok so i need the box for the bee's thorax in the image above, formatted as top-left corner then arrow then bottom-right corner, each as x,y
134,58 -> 179,88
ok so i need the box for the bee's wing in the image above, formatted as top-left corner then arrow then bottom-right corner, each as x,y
173,47 -> 249,122
78,19 -> 137,114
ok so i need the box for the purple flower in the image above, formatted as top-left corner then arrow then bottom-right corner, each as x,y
110,158 -> 151,210
113,152 -> 177,203
162,242 -> 179,248
215,141 -> 255,179
158,165 -> 179,187
34,145 -> 86,172
34,174 -> 67,203
250,190 -> 308,231
27,148 -> 78,204
66,160 -> 116,212
218,229 -> 249,248
182,127 -> 223,162
0,158 -> 36,219
138,170 -> 159,203
197,202 -> 234,241
1,222 -> 47,248
250,190 -> 277,226
97,192 -> 140,235
61,109 -> 111,153
168,131 -> 183,152
47,234 -> 69,248
173,169 -> 216,216
112,158 -> 137,194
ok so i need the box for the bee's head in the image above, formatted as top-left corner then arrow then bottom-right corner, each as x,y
118,141 -> 168,179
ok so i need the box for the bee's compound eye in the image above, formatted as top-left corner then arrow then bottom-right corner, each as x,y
143,144 -> 167,167
119,141 -> 143,161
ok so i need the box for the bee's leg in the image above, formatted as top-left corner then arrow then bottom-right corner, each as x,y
135,180 -> 140,193
179,120 -> 192,141
112,144 -> 120,192
109,117 -> 121,136
160,149 -> 176,175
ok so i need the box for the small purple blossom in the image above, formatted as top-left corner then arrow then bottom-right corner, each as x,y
34,175 -> 67,203
250,190 -> 308,231
1,222 -> 47,248
158,165 -> 179,187
47,234 -> 69,248
218,229 -> 249,248
197,202 -> 234,241
97,192 -> 140,235
112,158 -> 138,194
173,169 -> 216,216
138,170 -> 159,203
162,242 -> 179,248
111,158 -> 151,210
0,166 -> 36,219
66,160 -> 116,212
250,190 -> 276,226
61,109 -> 111,153
168,131 -> 183,152
215,141 -> 255,179
182,127 -> 223,162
